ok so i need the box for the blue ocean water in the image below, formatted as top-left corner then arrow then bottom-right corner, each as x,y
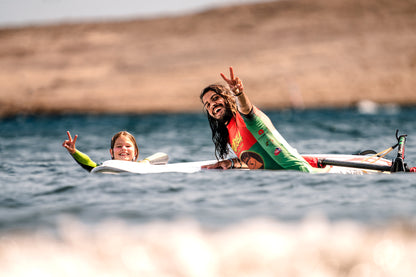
1,107 -> 416,276
1,107 -> 415,234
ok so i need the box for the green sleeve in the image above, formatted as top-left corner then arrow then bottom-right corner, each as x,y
70,150 -> 98,172
243,107 -> 314,173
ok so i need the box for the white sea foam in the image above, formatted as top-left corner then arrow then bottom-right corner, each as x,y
1,217 -> 416,277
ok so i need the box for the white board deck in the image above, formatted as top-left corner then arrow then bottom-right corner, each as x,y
91,159 -> 218,174
91,154 -> 392,175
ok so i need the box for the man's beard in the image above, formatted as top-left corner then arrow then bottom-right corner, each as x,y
218,105 -> 233,125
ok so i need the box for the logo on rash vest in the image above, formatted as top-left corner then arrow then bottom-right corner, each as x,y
265,138 -> 275,147
231,132 -> 243,153
241,151 -> 264,169
274,147 -> 282,156
258,129 -> 264,135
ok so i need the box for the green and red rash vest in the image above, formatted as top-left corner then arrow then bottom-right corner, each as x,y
227,106 -> 313,172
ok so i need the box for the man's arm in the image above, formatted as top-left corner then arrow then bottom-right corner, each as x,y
201,157 -> 247,170
220,66 -> 253,115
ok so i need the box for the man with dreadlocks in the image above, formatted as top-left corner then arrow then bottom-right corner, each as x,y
200,67 -> 313,172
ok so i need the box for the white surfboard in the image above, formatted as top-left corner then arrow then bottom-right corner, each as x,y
91,154 -> 392,175
91,159 -> 218,174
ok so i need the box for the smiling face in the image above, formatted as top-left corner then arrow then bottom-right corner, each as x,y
202,90 -> 228,121
109,135 -> 138,161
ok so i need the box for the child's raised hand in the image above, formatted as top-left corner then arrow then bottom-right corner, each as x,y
62,131 -> 78,154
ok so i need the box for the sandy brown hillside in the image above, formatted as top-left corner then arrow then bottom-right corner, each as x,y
0,0 -> 415,117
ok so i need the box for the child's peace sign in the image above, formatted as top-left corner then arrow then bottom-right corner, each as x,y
62,131 -> 78,154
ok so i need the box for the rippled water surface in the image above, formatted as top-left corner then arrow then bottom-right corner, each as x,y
1,107 -> 416,276
1,108 -> 416,230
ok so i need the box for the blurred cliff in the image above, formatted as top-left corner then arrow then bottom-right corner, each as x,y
0,0 -> 415,117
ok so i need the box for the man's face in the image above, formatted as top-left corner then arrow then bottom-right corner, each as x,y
202,90 -> 228,121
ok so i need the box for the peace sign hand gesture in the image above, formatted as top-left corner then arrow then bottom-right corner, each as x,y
220,66 -> 244,96
62,131 -> 78,154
